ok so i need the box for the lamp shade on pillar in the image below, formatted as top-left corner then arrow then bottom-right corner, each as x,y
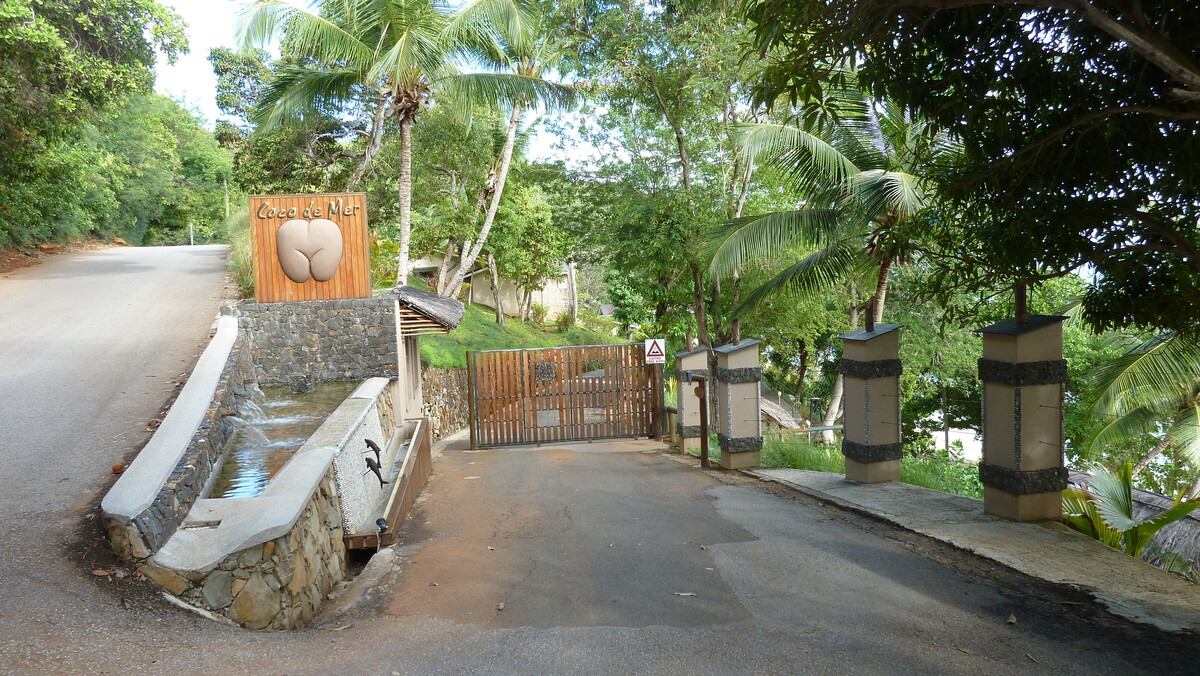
838,324 -> 904,483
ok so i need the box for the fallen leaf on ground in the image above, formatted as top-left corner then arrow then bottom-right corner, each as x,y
330,625 -> 353,631
674,592 -> 697,597
956,648 -> 978,656
91,570 -> 110,577
487,546 -> 495,551
429,582 -> 439,587
1007,613 -> 1017,625
497,602 -> 505,611
463,476 -> 481,480
1026,654 -> 1039,664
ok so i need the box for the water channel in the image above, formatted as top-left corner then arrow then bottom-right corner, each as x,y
210,381 -> 359,499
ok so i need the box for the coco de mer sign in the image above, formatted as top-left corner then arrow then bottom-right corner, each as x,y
248,193 -> 371,303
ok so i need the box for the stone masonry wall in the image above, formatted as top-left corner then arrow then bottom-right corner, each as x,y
108,335 -> 254,560
421,367 -> 469,441
138,469 -> 347,630
237,298 -> 398,387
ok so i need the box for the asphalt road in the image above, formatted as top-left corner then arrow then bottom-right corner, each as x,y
0,247 -> 1195,674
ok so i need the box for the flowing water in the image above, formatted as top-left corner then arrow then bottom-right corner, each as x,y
209,381 -> 359,499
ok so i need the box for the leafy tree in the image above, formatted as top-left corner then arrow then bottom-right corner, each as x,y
0,0 -> 186,245
1086,333 -> 1200,497
239,0 -> 573,285
744,0 -> 1200,335
485,185 -> 570,318
708,91 -> 960,431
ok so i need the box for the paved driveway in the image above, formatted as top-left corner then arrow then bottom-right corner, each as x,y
0,247 -> 1195,674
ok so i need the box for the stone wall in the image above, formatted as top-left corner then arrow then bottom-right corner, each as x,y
108,334 -> 253,560
422,367 -> 469,440
138,469 -> 347,630
237,298 -> 398,386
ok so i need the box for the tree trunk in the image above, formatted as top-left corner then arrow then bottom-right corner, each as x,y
347,93 -> 390,191
488,253 -> 504,326
435,238 -> 455,294
396,115 -> 414,286
820,302 -> 860,442
1133,437 -> 1171,476
870,257 -> 893,323
566,259 -> 578,322
443,104 -> 524,298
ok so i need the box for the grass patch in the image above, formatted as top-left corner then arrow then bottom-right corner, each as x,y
757,433 -> 983,499
419,300 -> 625,368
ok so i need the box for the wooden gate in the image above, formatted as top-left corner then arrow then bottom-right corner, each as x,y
468,344 -> 663,448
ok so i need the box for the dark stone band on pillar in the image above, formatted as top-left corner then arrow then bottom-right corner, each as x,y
677,423 -> 702,438
840,359 -> 903,379
978,359 -> 1068,387
978,463 -> 1068,494
717,434 -> 763,452
841,440 -> 903,463
714,366 -> 762,384
676,368 -> 708,382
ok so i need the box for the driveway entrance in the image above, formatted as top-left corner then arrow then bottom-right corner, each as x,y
467,344 -> 663,448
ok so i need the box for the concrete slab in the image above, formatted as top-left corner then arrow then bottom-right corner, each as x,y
750,468 -> 1200,633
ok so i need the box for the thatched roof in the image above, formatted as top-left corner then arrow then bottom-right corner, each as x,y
761,399 -> 801,429
394,285 -> 464,335
1068,471 -> 1200,568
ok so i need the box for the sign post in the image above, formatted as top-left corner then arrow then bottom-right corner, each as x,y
645,338 -> 666,439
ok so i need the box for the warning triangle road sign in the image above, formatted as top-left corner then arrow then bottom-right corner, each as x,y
645,338 -> 666,363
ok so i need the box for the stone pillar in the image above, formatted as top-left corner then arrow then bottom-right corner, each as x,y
839,324 -> 903,483
714,340 -> 762,469
977,315 -> 1068,521
674,347 -> 709,455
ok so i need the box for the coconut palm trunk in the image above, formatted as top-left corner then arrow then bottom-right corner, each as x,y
396,115 -> 414,286
443,102 -> 524,298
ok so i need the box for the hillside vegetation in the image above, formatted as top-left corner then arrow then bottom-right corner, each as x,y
420,302 -> 623,368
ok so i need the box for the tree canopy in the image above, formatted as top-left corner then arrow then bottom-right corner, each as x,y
744,0 -> 1200,335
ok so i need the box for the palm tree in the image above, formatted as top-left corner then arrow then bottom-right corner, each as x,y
1087,332 -> 1200,497
707,93 -> 960,433
439,11 -> 569,299
237,0 -> 573,285
1064,462 -> 1200,557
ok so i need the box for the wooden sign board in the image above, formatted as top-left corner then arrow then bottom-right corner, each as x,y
248,193 -> 371,303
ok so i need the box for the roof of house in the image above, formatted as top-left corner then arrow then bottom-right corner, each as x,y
394,285 -> 465,335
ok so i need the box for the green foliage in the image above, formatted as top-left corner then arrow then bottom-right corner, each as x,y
1065,463 -> 1200,558
759,433 -> 982,498
419,301 -> 622,368
0,0 -> 189,246
760,435 -> 846,474
370,238 -> 399,290
553,311 -> 575,333
529,303 -> 548,326
222,207 -> 254,299
744,0 -> 1200,335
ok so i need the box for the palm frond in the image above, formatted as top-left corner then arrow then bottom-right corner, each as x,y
1086,405 -> 1161,455
439,72 -> 576,112
238,0 -> 373,67
740,122 -> 858,195
251,65 -> 363,129
729,241 -> 871,317
1089,333 -> 1200,415
706,208 -> 843,278
1166,403 -> 1200,466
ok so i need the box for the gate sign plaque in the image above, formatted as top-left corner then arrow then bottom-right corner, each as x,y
644,338 -> 666,364
248,192 -> 370,303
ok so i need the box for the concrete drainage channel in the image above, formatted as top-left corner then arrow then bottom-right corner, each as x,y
101,294 -> 444,630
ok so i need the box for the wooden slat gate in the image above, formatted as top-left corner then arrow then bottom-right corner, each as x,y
468,344 -> 662,448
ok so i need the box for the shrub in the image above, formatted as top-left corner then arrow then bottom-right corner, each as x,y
554,311 -> 576,333
530,302 -> 548,326
222,208 -> 253,299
